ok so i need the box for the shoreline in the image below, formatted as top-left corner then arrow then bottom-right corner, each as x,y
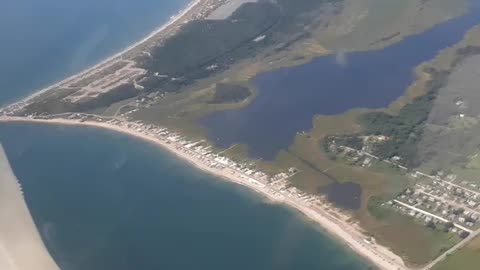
1,1 -> 474,269
4,0 -> 204,109
0,116 -> 407,270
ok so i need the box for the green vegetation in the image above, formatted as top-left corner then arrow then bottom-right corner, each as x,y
21,83 -> 138,115
305,41 -> 480,266
359,69 -> 449,168
15,3 -> 479,267
327,135 -> 363,150
139,0 -> 341,93
320,0 -> 468,50
18,0 -> 341,117
454,46 -> 480,64
126,12 -> 480,269
434,235 -> 480,270
435,250 -> 480,270
361,200 -> 460,265
323,46 -> 480,170
322,47 -> 480,170
367,196 -> 393,220
361,196 -> 460,265
209,83 -> 251,104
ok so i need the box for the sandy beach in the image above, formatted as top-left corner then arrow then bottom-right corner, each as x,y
0,116 -> 407,270
0,0 -> 411,269
0,144 -> 60,270
0,3 -> 408,268
4,0 -> 205,109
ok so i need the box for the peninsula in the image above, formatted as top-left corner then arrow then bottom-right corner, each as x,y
0,0 -> 475,269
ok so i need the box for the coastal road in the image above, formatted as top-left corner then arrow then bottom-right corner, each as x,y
416,189 -> 480,216
421,229 -> 480,270
393,200 -> 472,233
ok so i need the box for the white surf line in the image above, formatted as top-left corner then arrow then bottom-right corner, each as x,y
2,0 -> 203,110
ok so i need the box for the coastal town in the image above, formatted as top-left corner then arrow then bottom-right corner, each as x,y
1,0 -> 228,116
3,0 -> 480,269
325,138 -> 480,266
328,138 -> 480,232
0,112 -> 407,270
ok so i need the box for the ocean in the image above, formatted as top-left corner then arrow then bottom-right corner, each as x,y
0,0 -> 190,106
0,1 -> 370,269
0,122 -> 371,270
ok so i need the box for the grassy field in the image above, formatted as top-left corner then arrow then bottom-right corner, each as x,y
316,0 -> 468,51
263,112 -> 456,265
361,210 -> 460,266
415,27 -> 480,175
434,235 -> 480,270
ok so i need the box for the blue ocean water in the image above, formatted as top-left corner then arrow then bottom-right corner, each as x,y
201,1 -> 480,159
0,1 -> 372,269
0,122 -> 371,270
0,0 -> 190,106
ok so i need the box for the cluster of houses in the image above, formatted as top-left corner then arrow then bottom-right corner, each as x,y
389,177 -> 480,236
74,114 -> 331,211
326,138 -> 407,171
96,116 -> 329,209
326,136 -> 480,238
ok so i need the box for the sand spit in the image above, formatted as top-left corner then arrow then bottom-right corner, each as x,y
3,0 -> 204,110
0,145 -> 60,270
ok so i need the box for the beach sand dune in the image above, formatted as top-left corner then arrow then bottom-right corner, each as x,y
0,145 -> 60,270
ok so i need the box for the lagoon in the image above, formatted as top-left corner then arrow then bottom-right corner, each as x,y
202,1 -> 480,159
0,0 -> 369,269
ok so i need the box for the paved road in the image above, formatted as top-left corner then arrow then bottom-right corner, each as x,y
417,189 -> 480,216
393,200 -> 472,233
421,229 -> 480,270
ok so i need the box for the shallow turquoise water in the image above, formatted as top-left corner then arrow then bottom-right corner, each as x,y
0,122 -> 372,270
